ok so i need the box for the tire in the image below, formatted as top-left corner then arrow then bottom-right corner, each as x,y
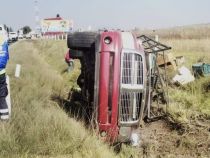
67,32 -> 98,50
70,49 -> 83,59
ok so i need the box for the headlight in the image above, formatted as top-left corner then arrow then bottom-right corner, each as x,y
104,36 -> 112,45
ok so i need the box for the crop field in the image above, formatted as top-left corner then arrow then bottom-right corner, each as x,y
0,25 -> 209,157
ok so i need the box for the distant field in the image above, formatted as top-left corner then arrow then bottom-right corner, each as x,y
134,23 -> 210,39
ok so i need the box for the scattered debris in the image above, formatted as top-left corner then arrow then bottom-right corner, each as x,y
173,66 -> 195,85
15,64 -> 21,78
192,63 -> 210,78
157,53 -> 185,72
175,56 -> 185,66
157,52 -> 177,71
130,132 -> 140,147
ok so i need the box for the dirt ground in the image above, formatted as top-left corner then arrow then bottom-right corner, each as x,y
138,118 -> 210,157
59,89 -> 210,158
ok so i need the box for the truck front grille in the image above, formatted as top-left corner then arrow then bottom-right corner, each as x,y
120,52 -> 144,124
122,53 -> 143,85
120,91 -> 143,122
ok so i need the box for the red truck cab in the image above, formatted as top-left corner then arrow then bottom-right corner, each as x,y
67,30 -> 171,144
93,31 -> 147,142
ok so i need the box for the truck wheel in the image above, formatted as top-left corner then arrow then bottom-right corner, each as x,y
67,32 -> 98,50
70,49 -> 83,59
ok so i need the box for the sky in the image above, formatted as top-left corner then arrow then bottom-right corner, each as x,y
0,0 -> 210,31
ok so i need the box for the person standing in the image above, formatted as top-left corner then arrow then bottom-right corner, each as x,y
65,49 -> 74,72
0,27 -> 9,120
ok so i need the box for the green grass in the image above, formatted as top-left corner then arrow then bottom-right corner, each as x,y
162,39 -> 210,123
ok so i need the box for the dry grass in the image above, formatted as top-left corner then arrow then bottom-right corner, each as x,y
0,40 -> 119,158
134,23 -> 210,39
161,38 -> 210,123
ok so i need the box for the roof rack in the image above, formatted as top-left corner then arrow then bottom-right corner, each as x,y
137,35 -> 171,53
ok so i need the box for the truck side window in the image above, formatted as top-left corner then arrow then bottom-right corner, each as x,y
0,27 -> 2,31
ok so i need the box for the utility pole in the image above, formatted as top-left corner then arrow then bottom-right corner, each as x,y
34,0 -> 40,36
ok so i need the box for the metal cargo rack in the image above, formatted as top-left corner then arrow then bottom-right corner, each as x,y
137,35 -> 171,53
137,35 -> 172,121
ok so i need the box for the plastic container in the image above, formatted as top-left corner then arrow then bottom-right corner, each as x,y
192,63 -> 210,77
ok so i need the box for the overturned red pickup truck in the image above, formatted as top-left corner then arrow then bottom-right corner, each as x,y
66,31 -> 171,143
